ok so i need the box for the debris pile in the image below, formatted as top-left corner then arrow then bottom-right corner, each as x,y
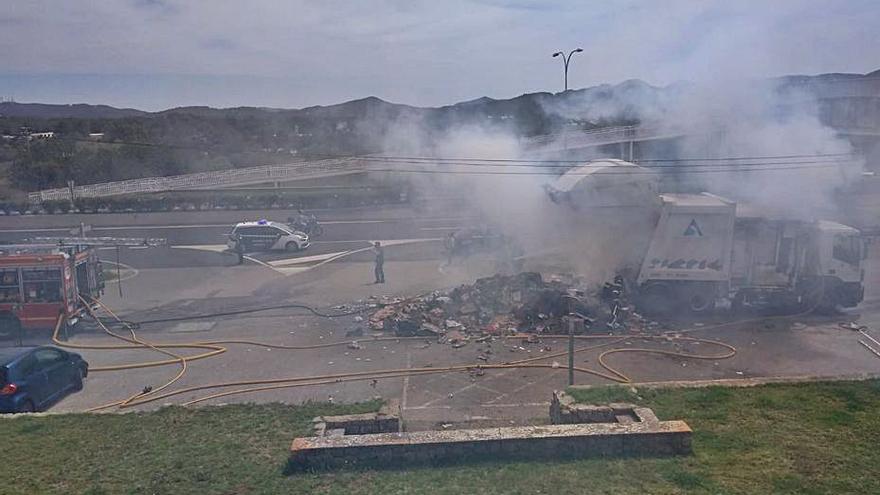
368,272 -> 653,341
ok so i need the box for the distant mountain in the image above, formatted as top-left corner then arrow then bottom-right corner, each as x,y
2,69 -> 877,193
3,68 -> 877,122
0,102 -> 147,119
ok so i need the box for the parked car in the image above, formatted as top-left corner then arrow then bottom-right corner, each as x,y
0,346 -> 88,413
226,219 -> 310,252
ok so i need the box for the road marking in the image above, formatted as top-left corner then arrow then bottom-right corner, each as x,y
419,227 -> 459,231
267,251 -> 350,267
168,237 -> 442,275
172,244 -> 229,252
99,260 -> 140,283
0,219 -> 394,234
243,255 -> 271,267
402,350 -> 412,412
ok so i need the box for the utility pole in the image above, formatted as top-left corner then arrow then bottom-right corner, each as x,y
552,48 -> 583,92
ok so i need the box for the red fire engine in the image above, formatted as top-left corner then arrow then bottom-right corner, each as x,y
0,244 -> 104,339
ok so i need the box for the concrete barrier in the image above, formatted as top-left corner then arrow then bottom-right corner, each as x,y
288,393 -> 691,472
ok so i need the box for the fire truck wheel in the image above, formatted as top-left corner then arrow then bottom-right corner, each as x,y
0,314 -> 22,341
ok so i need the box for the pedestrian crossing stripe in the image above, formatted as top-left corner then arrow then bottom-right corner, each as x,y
684,219 -> 703,237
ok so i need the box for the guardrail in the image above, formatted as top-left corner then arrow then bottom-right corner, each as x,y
28,124 -> 689,203
28,157 -> 366,203
522,124 -> 685,150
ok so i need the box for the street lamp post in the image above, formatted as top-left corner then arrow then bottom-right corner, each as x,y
552,48 -> 583,92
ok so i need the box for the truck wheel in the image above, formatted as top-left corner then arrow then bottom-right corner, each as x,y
802,279 -> 838,315
686,292 -> 715,314
0,314 -> 21,341
639,283 -> 673,316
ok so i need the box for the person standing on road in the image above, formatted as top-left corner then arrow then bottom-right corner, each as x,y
444,232 -> 457,267
373,241 -> 385,284
233,233 -> 245,265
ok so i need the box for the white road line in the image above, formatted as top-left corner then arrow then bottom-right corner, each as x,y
402,350 -> 411,412
267,251 -> 349,266
99,260 -> 140,283
0,219 -> 393,233
418,227 -> 459,231
172,244 -> 229,252
243,255 -> 271,267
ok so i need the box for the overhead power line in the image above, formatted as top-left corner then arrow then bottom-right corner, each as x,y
364,162 -> 851,176
357,156 -> 860,170
361,152 -> 857,164
60,137 -> 859,166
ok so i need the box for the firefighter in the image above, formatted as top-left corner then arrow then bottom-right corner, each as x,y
232,233 -> 245,265
373,241 -> 385,284
444,232 -> 457,267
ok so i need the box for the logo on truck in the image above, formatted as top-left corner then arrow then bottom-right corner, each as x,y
683,219 -> 703,237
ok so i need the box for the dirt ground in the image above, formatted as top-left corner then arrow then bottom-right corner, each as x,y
31,241 -> 880,427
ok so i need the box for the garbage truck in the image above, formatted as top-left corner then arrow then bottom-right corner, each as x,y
545,160 -> 867,315
634,192 -> 866,315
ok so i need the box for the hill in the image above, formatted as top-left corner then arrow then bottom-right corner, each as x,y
1,69 -> 877,194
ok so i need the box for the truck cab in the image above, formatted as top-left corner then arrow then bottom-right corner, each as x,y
810,220 -> 865,307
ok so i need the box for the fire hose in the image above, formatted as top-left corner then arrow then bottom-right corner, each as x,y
51,298 -> 742,412
49,275 -> 831,412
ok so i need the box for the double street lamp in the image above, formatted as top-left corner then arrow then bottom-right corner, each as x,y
552,48 -> 583,92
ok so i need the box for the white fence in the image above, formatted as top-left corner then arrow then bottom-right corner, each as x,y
28,157 -> 366,203
522,124 -> 684,150
28,125 -> 687,203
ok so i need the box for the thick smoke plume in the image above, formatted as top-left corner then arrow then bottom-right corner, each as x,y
379,76 -> 864,283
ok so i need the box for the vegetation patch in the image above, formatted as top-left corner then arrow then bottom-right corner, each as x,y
2,381 -> 880,494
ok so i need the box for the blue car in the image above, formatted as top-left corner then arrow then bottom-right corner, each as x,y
0,346 -> 88,413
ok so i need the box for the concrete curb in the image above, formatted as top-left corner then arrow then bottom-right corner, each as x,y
569,373 -> 880,391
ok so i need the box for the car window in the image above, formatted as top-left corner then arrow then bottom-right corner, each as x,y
269,227 -> 288,236
34,348 -> 66,368
239,226 -> 258,235
15,355 -> 39,378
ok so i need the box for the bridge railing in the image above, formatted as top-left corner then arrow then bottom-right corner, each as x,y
28,157 -> 365,203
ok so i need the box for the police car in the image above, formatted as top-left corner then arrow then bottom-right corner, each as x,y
227,220 -> 310,252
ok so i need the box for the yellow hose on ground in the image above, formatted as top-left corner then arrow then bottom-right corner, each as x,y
72,300 -> 190,411
60,298 -> 747,411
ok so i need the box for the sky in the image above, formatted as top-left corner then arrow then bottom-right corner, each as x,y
0,0 -> 878,111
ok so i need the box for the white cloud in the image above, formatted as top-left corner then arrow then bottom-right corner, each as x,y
0,0 -> 877,109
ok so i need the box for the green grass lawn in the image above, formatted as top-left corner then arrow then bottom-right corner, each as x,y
3,381 -> 880,494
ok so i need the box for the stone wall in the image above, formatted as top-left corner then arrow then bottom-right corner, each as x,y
289,421 -> 692,472
312,400 -> 400,437
549,390 -> 656,425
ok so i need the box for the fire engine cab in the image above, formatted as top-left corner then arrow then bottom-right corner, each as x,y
0,244 -> 104,339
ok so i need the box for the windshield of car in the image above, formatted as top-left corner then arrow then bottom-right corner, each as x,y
1,3 -> 878,493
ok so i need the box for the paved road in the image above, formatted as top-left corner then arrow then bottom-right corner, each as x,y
0,203 -> 477,268
4,206 -> 880,427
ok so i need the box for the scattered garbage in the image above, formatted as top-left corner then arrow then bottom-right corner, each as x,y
366,272 -> 653,343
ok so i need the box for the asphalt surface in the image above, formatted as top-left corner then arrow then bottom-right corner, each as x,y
2,206 -> 880,428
